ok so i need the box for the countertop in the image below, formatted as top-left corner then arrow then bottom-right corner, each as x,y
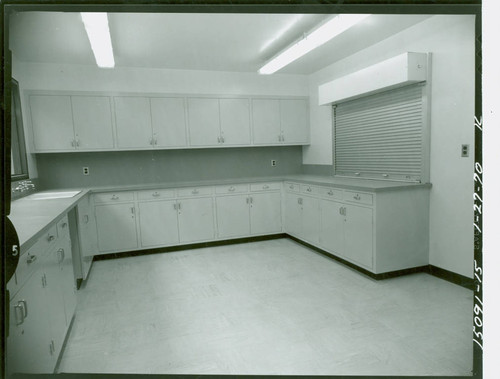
10,175 -> 430,252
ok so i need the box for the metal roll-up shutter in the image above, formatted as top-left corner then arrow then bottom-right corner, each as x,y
334,83 -> 424,182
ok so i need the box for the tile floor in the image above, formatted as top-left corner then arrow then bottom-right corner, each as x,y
58,238 -> 473,375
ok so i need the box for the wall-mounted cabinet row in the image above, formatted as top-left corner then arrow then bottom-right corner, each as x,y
28,92 -> 310,152
91,182 -> 283,255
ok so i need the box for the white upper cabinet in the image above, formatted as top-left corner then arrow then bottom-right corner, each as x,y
30,95 -> 75,151
150,97 -> 187,148
252,98 -> 309,145
187,98 -> 220,146
71,96 -> 114,150
280,99 -> 309,144
252,99 -> 281,144
219,98 -> 251,145
114,96 -> 153,149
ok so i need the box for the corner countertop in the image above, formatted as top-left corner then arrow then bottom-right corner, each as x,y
10,189 -> 90,251
10,175 -> 430,252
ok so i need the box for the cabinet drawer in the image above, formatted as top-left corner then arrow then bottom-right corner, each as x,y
137,189 -> 175,201
177,186 -> 213,197
284,182 -> 300,193
56,215 -> 69,239
93,191 -> 134,203
318,187 -> 343,200
13,241 -> 45,294
344,190 -> 373,205
215,184 -> 248,194
250,182 -> 281,192
300,184 -> 319,195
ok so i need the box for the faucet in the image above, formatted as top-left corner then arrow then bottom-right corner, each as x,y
13,180 -> 35,193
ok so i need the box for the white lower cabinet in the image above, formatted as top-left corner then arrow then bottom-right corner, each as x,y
249,192 -> 282,235
301,196 -> 320,245
95,203 -> 138,253
284,192 -> 302,237
216,195 -> 250,238
7,215 -> 77,376
178,197 -> 215,243
138,200 -> 180,247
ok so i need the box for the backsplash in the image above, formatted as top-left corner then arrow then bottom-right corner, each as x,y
36,146 -> 303,190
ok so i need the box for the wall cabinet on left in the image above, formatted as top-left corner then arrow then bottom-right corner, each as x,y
30,94 -> 114,152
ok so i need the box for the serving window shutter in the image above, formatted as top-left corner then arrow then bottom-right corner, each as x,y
334,83 -> 425,182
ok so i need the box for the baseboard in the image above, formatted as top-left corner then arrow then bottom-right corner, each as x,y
93,233 -> 286,261
428,265 -> 475,290
287,235 -> 473,289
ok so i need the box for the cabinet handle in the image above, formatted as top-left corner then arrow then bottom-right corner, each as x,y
306,187 -> 312,192
354,172 -> 360,176
221,136 -> 225,143
173,203 -> 177,210
76,139 -> 80,147
298,198 -> 303,205
12,245 -> 19,257
353,194 -> 361,200
246,197 -> 249,204
382,174 -> 389,178
228,186 -> 235,192
250,197 -> 253,204
111,195 -> 119,200
57,248 -> 65,263
177,202 -> 181,210
19,299 -> 28,318
281,132 -> 285,142
131,207 -> 135,214
154,138 -> 158,145
289,185 -> 294,190
42,273 -> 47,288
192,189 -> 199,194
61,222 -> 67,228
84,215 -> 89,224
217,136 -> 221,143
263,185 -> 269,189
328,190 -> 334,196
152,192 -> 160,197
27,254 -> 37,264
48,235 -> 55,242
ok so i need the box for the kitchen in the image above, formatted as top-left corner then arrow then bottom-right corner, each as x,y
4,3 -> 479,377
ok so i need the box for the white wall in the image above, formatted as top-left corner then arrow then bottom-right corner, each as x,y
14,62 -> 309,96
305,15 -> 476,278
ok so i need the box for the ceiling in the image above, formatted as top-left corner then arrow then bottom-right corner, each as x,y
8,12 -> 431,75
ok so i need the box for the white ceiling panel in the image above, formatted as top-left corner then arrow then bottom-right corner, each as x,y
8,11 -> 431,75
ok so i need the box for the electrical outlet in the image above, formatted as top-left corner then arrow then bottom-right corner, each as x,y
83,167 -> 90,175
271,160 -> 276,167
461,144 -> 469,157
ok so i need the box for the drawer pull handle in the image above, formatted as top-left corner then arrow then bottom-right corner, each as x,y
289,185 -> 294,189
111,195 -> 119,200
328,190 -> 334,196
298,198 -> 303,205
152,192 -> 160,197
354,194 -> 361,200
48,235 -> 55,242
84,215 -> 89,224
263,185 -> 269,189
57,248 -> 65,263
27,254 -> 37,264
228,186 -> 235,192
14,300 -> 27,325
306,187 -> 312,192
192,189 -> 199,194
61,222 -> 67,228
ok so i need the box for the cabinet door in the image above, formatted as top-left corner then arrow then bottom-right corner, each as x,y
150,97 -> 187,148
76,196 -> 94,280
178,197 -> 215,243
7,272 -> 53,375
284,192 -> 302,237
280,99 -> 309,144
219,98 -> 251,145
187,98 -> 220,146
252,99 -> 281,144
216,195 -> 250,238
95,203 -> 138,253
319,199 -> 344,256
58,238 -> 77,327
301,196 -> 320,244
42,248 -> 68,360
138,200 -> 180,248
114,97 -> 153,148
30,95 -> 75,151
250,192 -> 282,235
344,205 -> 373,269
71,95 -> 114,150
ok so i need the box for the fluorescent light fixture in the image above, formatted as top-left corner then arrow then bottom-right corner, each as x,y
259,14 -> 371,75
81,12 -> 115,68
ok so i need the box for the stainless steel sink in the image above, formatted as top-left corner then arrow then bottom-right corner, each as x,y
25,190 -> 81,200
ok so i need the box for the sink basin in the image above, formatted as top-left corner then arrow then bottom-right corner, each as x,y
25,190 -> 81,200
